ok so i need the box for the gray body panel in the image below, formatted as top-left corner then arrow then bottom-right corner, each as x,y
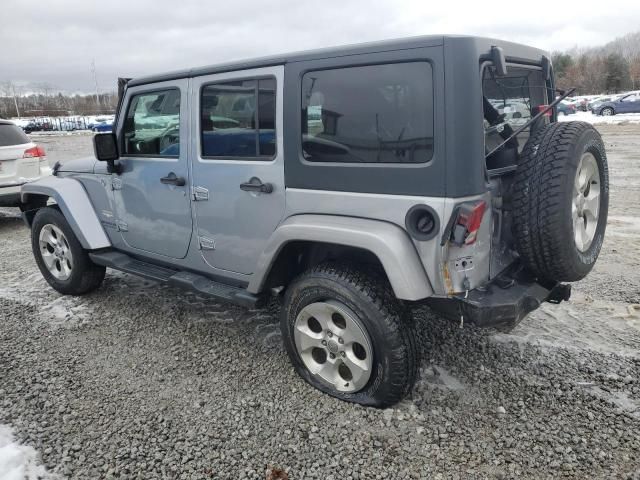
21,176 -> 110,250
57,156 -> 97,174
248,214 -> 433,301
275,189 -> 492,296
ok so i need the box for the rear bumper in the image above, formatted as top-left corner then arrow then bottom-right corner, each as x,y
425,269 -> 571,329
0,166 -> 53,205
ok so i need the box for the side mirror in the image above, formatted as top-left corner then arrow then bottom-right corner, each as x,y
93,133 -> 119,162
491,46 -> 508,76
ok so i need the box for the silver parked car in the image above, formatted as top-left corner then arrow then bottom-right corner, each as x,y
21,36 -> 609,407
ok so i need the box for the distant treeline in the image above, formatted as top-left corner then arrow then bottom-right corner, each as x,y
553,31 -> 640,95
0,82 -> 117,118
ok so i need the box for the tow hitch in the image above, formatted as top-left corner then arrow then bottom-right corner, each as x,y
546,283 -> 572,304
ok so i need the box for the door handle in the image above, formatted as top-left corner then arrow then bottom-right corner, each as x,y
240,177 -> 273,194
160,172 -> 186,187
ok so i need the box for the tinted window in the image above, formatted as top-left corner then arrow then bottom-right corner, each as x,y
122,89 -> 180,156
483,66 -> 547,155
301,62 -> 434,163
201,78 -> 276,158
0,124 -> 30,147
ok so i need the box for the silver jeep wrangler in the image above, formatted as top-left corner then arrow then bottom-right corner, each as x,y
22,35 -> 608,407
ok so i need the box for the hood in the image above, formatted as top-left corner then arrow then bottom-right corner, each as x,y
57,156 -> 97,174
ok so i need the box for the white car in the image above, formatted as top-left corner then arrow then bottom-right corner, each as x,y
0,120 -> 51,209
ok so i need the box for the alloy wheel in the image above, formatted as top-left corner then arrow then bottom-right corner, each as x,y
572,152 -> 601,252
39,224 -> 74,280
293,300 -> 373,393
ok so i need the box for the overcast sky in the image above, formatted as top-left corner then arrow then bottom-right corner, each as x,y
3,0 -> 640,93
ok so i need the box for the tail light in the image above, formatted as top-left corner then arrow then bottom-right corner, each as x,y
451,200 -> 486,246
24,145 -> 46,158
24,145 -> 47,163
536,105 -> 553,117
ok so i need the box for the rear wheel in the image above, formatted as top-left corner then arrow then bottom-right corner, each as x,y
512,122 -> 609,282
281,263 -> 418,407
31,207 -> 106,295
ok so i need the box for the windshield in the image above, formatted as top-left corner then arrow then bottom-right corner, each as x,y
482,65 -> 549,161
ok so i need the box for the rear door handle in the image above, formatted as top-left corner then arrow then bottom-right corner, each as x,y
160,172 -> 186,186
240,177 -> 273,194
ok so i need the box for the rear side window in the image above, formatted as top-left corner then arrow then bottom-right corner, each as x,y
122,89 -> 181,156
301,62 -> 434,164
200,78 -> 276,158
0,124 -> 30,147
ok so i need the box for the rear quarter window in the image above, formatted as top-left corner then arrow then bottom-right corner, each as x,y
0,124 -> 30,147
301,62 -> 434,164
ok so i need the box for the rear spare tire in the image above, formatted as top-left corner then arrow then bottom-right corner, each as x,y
512,122 -> 609,282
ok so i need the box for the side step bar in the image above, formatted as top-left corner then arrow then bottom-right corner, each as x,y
89,251 -> 262,308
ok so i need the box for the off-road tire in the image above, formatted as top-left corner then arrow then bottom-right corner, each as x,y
512,121 -> 609,282
281,262 -> 418,407
31,207 -> 106,295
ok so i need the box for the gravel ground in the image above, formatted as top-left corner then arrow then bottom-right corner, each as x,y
1,126 -> 639,479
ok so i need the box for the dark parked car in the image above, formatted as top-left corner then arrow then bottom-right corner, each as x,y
23,121 -> 54,133
557,100 -> 576,116
92,122 -> 113,132
595,92 -> 640,116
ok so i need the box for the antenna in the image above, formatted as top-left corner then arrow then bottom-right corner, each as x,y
91,59 -> 101,109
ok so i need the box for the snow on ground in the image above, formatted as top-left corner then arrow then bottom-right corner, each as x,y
559,110 -> 640,124
0,424 -> 55,480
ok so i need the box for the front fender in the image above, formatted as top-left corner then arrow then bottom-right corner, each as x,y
248,214 -> 433,301
21,176 -> 111,250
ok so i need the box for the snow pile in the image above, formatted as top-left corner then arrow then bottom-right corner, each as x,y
0,425 -> 54,480
559,111 -> 640,125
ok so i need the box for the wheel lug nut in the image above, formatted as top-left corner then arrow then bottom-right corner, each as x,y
327,331 -> 333,338
329,353 -> 335,359
340,351 -> 346,357
321,340 -> 327,346
338,338 -> 344,344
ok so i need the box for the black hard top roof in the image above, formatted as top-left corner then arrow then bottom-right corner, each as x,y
127,34 -> 547,87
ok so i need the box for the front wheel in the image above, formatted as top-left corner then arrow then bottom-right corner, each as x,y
600,107 -> 614,116
31,207 -> 106,295
281,263 -> 418,407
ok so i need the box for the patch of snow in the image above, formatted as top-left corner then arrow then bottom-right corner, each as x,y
0,424 -> 56,480
559,111 -> 640,124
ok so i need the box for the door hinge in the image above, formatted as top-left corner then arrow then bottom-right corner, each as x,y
111,177 -> 123,191
198,236 -> 215,250
116,220 -> 128,232
191,186 -> 209,201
